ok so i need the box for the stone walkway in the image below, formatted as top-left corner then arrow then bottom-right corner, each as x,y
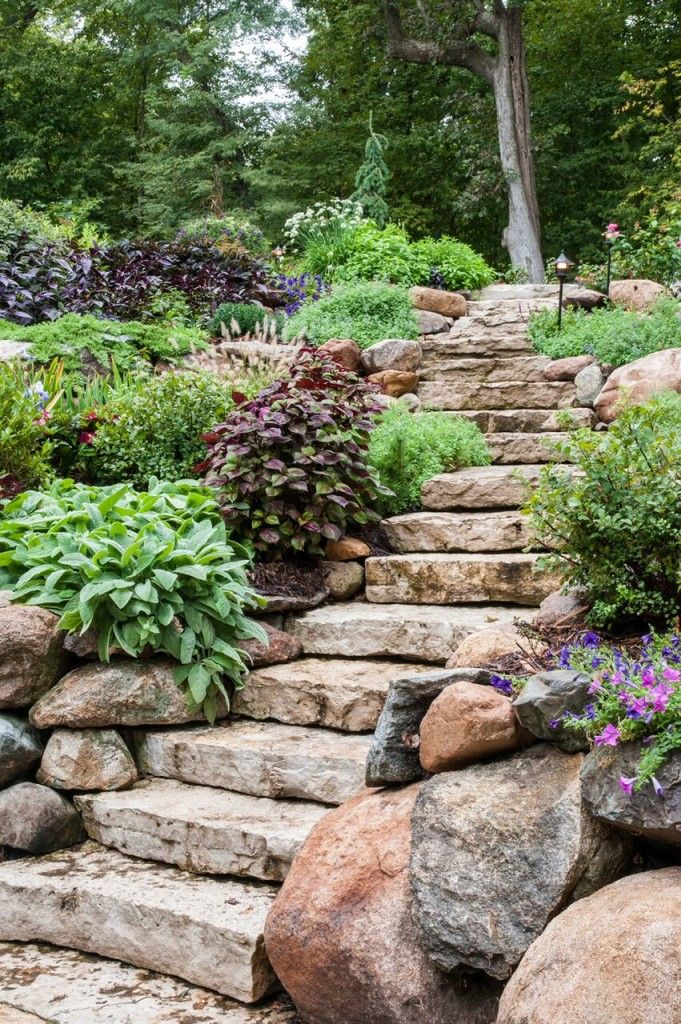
0,292 -> 595,1023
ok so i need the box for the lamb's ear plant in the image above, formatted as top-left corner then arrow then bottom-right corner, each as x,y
0,478 -> 266,721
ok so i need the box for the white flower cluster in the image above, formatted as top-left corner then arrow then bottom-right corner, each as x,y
283,198 -> 365,252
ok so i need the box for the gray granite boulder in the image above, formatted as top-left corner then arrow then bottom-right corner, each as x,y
513,670 -> 591,752
574,363 -> 606,406
581,743 -> 681,846
0,714 -> 44,786
365,668 -> 490,787
0,782 -> 85,853
410,745 -> 631,980
37,728 -> 138,792
360,338 -> 422,374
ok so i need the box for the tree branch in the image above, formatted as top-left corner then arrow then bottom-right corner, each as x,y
384,1 -> 496,85
472,2 -> 500,39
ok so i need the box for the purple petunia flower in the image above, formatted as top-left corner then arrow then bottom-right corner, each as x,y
619,776 -> 636,796
490,675 -> 513,697
652,776 -> 665,797
595,724 -> 621,747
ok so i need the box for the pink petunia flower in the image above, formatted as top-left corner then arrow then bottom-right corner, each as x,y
663,667 -> 681,682
618,776 -> 635,796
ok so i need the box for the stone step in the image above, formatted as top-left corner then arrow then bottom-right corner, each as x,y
489,432 -> 569,464
0,842 -> 277,1003
365,553 -> 560,606
0,941 -> 297,1024
422,333 -> 534,360
451,408 -> 595,433
135,721 -> 370,806
232,656 -> 428,732
418,380 -> 577,411
76,778 -> 327,882
284,601 -> 532,664
422,464 -> 567,511
419,355 -> 551,383
382,510 -> 531,553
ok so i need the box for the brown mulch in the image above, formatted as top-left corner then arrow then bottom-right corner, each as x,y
249,560 -> 326,600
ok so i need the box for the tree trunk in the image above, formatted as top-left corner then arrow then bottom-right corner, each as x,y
493,8 -> 544,281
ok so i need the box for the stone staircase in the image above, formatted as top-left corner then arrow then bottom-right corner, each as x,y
0,292 -> 596,1023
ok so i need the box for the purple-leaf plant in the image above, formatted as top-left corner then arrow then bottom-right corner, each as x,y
198,348 -> 390,556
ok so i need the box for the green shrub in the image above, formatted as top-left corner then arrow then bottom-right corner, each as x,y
201,348 -> 389,556
285,282 -> 419,349
306,222 -> 496,291
0,479 -> 265,719
0,314 -> 208,377
0,199 -> 69,258
525,393 -> 681,628
85,372 -> 236,489
209,302 -> 285,337
529,298 -> 681,367
333,224 -> 424,285
0,362 -> 54,495
368,403 -> 491,516
411,236 -> 497,291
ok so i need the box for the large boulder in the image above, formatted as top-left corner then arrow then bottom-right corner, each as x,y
0,782 -> 85,853
419,681 -> 532,773
37,728 -> 138,792
496,869 -> 681,1024
609,278 -> 669,311
367,369 -> 419,397
574,363 -> 606,407
360,338 -> 422,374
594,347 -> 681,422
29,657 -> 223,729
446,623 -> 536,669
512,671 -> 591,752
264,785 -> 501,1024
317,338 -> 361,371
0,713 -> 43,786
410,286 -> 467,319
417,311 -> 449,335
0,605 -> 65,709
366,668 -> 490,786
543,355 -> 595,382
581,743 -> 680,846
410,745 -> 630,980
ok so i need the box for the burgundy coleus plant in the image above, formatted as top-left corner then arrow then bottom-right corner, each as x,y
198,348 -> 391,557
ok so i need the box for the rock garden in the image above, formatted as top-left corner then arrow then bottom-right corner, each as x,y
0,16 -> 680,1016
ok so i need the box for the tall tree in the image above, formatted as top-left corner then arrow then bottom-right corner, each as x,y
384,0 -> 545,279
351,113 -> 390,226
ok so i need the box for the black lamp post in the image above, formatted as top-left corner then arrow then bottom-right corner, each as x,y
603,223 -> 621,297
555,251 -> 575,331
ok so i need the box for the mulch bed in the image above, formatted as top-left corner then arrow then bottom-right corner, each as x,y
249,560 -> 327,600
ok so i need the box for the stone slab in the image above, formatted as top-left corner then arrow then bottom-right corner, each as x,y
76,778 -> 328,881
0,843 -> 277,1003
365,553 -> 560,605
488,432 -> 570,464
419,356 -> 551,383
486,408 -> 595,432
421,334 -> 534,362
135,721 -> 370,805
0,942 -> 296,1023
422,464 -> 562,511
381,511 -> 531,553
284,602 -> 532,663
233,657 -> 427,732
418,380 -> 578,411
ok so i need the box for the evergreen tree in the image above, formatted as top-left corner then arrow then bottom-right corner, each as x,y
351,113 -> 389,228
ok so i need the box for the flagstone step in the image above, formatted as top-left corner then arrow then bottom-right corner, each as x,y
0,842 -> 277,1003
76,779 -> 328,882
422,332 -> 534,360
418,380 -> 578,411
135,721 -> 370,806
489,432 -> 570,464
365,553 -> 560,606
232,656 -> 428,732
468,408 -> 595,432
0,942 -> 296,1024
382,510 -> 531,553
419,355 -> 551,383
284,601 -> 532,663
422,464 -> 567,511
